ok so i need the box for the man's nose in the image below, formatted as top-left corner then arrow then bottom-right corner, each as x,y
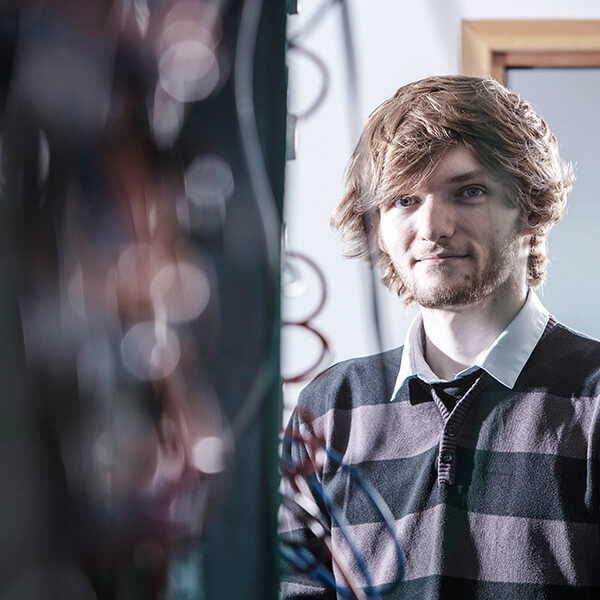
417,195 -> 455,242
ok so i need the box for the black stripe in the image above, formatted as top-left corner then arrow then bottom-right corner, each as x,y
517,322 -> 600,397
372,574 -> 600,600
323,448 -> 597,524
297,347 -> 403,417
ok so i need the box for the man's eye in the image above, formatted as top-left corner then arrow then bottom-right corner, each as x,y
461,186 -> 485,198
394,196 -> 415,208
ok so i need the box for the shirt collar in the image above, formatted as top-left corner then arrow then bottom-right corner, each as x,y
391,291 -> 549,401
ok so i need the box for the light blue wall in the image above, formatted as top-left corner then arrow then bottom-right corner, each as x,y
508,68 -> 600,339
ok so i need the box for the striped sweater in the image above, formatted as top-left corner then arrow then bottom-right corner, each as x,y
280,318 -> 600,599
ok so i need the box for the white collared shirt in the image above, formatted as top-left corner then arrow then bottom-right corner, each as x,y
390,291 -> 550,401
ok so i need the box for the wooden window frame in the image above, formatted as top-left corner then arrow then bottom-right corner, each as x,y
461,20 -> 600,84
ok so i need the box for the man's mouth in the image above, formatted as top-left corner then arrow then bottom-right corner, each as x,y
416,253 -> 469,264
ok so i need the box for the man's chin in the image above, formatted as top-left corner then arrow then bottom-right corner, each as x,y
411,284 -> 483,309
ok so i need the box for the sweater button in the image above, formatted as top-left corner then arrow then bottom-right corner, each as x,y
446,426 -> 457,437
440,451 -> 453,464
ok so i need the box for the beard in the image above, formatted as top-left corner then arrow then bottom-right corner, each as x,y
397,229 -> 524,309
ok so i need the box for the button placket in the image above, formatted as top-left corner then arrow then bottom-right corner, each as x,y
437,420 -> 460,485
432,371 -> 488,486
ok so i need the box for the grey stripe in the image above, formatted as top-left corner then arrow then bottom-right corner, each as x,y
330,505 -> 600,587
300,392 -> 598,466
301,403 -> 442,464
464,391 -> 598,459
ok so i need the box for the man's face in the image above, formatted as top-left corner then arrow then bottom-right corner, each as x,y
378,146 -> 531,309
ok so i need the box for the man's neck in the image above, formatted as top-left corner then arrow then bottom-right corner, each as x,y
421,285 -> 529,381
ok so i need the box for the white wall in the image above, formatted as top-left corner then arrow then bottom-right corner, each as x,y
282,0 -> 600,412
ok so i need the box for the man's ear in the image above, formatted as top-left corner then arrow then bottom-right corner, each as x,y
522,212 -> 539,236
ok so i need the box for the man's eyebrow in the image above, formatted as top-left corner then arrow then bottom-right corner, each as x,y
447,170 -> 491,183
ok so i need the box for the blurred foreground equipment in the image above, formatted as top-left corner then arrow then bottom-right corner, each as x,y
280,405 -> 405,600
0,0 -> 285,598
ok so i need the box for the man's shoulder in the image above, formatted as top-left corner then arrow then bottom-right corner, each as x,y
297,346 -> 403,416
524,317 -> 600,393
542,317 -> 600,357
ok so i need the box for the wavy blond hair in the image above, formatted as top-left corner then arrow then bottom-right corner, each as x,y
331,75 -> 574,302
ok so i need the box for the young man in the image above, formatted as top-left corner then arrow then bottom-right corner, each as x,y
280,76 -> 600,599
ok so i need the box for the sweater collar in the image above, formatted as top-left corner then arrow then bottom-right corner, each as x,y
390,291 -> 549,401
